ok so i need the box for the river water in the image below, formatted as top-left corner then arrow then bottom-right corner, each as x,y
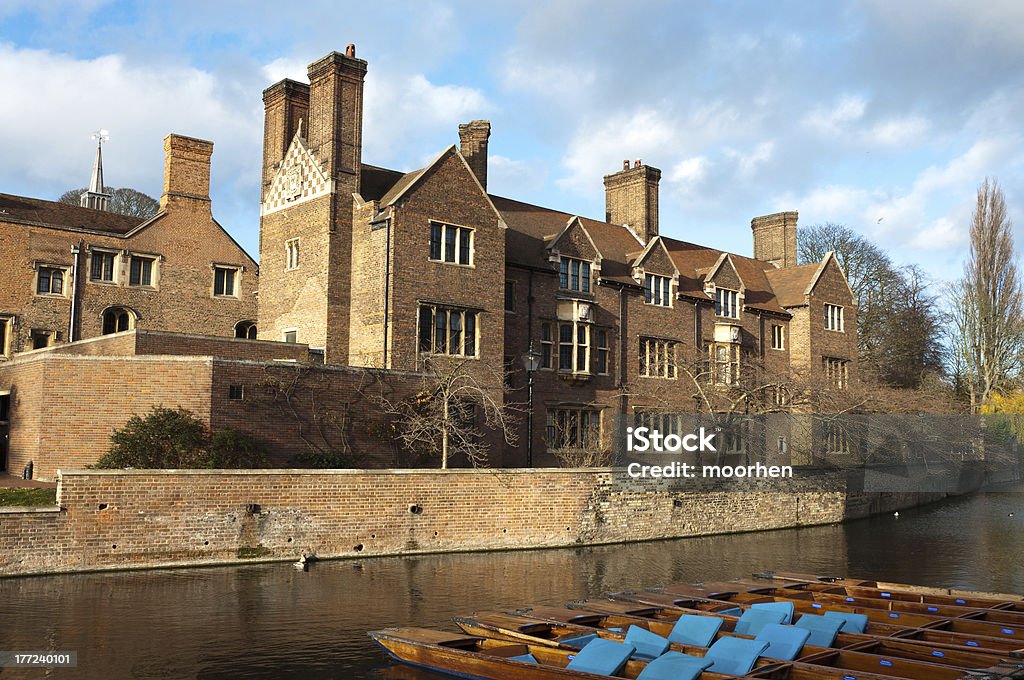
2,486 -> 1021,679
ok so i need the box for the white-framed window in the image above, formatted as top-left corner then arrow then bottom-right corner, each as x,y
824,420 -> 850,453
540,322 -> 554,369
235,321 -> 257,339
558,321 -> 590,373
771,324 -> 785,350
635,411 -> 683,436
89,250 -> 117,283
823,356 -> 849,389
285,239 -> 300,270
710,343 -> 740,385
639,337 -> 677,379
546,408 -> 601,451
128,254 -> 156,287
824,304 -> 844,332
429,222 -> 473,265
644,274 -> 672,307
30,329 -> 57,349
102,307 -> 135,335
36,265 -> 66,296
714,288 -> 739,318
595,330 -> 610,375
283,329 -> 298,344
418,304 -> 478,357
559,257 -> 591,293
213,266 -> 240,297
0,316 -> 12,357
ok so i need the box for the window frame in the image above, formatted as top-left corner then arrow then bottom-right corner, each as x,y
557,321 -> 590,374
429,221 -> 474,266
639,337 -> 678,379
823,356 -> 849,389
285,238 -> 300,271
558,257 -> 592,293
545,407 -> 601,451
0,316 -> 11,358
88,249 -> 118,284
644,273 -> 673,307
504,280 -> 515,313
595,329 -> 610,375
770,324 -> 785,350
35,265 -> 67,297
101,307 -> 135,335
714,287 -> 740,319
213,265 -> 241,298
127,254 -> 157,288
282,328 -> 298,344
709,342 -> 740,385
540,322 -> 554,370
824,304 -> 845,332
418,304 -> 479,358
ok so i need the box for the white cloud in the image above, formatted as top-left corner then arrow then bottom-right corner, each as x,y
804,95 -> 867,135
728,141 -> 775,178
501,46 -> 596,98
667,156 -> 710,193
487,154 -> 548,197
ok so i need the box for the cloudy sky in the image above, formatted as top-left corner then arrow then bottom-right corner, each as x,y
1,0 -> 1021,282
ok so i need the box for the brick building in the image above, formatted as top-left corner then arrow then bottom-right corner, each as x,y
256,46 -> 857,466
0,133 -> 258,358
0,44 -> 857,478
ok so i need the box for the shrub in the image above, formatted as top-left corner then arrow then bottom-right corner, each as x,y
96,407 -> 209,469
207,429 -> 268,469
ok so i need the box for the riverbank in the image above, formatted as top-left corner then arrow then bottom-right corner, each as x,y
0,466 -> 988,578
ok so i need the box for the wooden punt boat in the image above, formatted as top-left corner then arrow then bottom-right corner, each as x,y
668,580 -> 1024,626
454,612 -> 1005,679
597,593 -> 1024,656
504,607 -> 1017,672
370,626 -> 949,679
762,573 -> 1024,611
654,585 -> 1024,642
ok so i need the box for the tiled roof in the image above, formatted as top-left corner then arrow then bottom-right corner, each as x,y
0,193 -> 146,235
765,262 -> 820,307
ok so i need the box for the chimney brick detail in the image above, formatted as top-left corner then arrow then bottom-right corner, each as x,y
751,211 -> 799,268
161,134 -> 213,209
604,161 -> 662,243
261,79 -> 310,201
458,120 -> 491,190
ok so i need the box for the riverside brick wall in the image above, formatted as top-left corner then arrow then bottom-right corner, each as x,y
0,468 -> 955,577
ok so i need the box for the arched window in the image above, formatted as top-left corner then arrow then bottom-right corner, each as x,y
234,321 -> 257,339
102,307 -> 135,335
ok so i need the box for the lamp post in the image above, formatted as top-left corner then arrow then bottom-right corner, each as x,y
521,343 -> 542,468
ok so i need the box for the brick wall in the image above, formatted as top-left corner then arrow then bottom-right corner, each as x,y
0,468 -> 955,577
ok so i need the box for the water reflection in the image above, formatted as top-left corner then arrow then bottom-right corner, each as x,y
0,486 -> 1020,679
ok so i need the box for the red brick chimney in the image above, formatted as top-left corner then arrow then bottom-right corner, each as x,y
261,79 -> 310,201
459,120 -> 491,190
160,134 -> 213,210
306,45 -> 367,195
603,159 -> 662,243
751,211 -> 799,268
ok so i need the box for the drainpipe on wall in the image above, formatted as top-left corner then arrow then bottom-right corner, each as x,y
382,215 -> 392,369
526,269 -> 534,345
69,242 -> 82,341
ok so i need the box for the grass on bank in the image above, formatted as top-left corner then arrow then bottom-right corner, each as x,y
0,487 -> 58,507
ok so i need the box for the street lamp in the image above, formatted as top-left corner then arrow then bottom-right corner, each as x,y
521,343 -> 542,468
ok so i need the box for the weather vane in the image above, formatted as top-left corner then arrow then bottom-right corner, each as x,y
91,128 -> 110,148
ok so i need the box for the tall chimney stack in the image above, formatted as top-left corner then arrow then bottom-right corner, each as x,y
751,211 -> 798,268
603,160 -> 661,243
306,45 -> 367,195
459,120 -> 491,190
261,79 -> 310,201
160,134 -> 213,210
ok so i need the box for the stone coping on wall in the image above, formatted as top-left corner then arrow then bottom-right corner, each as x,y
0,506 -> 61,514
57,467 -> 603,477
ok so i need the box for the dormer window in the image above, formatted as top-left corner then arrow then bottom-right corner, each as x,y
715,288 -> 739,319
644,274 -> 671,307
559,257 -> 591,293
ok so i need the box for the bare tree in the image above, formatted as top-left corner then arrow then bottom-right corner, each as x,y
378,357 -> 519,468
59,186 -> 159,218
949,178 -> 1024,412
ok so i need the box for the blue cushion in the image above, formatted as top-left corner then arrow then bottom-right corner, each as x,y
556,633 -> 599,649
734,608 -> 787,636
717,607 -> 744,617
608,627 -> 625,633
755,623 -> 811,660
566,638 -> 636,674
625,625 -> 670,660
668,615 -> 724,647
637,651 -> 713,680
704,637 -> 770,675
795,614 -> 845,647
823,610 -> 869,634
750,601 -> 796,625
509,653 -> 539,664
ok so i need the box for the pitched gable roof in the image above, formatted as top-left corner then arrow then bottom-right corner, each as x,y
764,262 -> 821,307
0,193 -> 145,235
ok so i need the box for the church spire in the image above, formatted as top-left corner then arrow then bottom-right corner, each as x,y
80,129 -> 111,211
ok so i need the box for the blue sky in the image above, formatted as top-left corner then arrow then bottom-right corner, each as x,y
1,0 -> 1022,283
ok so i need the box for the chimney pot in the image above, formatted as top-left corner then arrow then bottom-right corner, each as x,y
623,160 -> 629,171
346,43 -> 356,58
634,159 -> 641,168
